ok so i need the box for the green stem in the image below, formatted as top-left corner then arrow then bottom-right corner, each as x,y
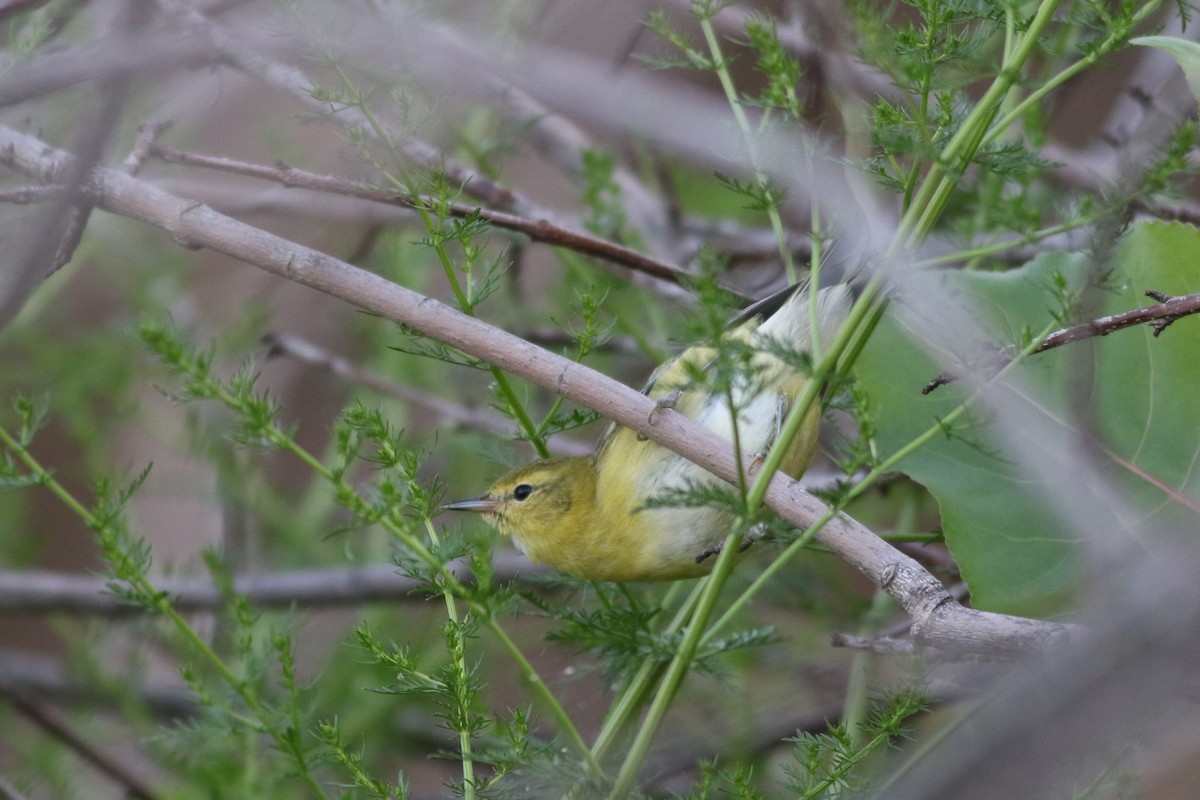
745,277 -> 883,513
843,490 -> 918,748
320,80 -> 594,766
982,1 -> 1166,151
412,195 -> 550,459
896,0 -> 1064,248
335,64 -> 550,459
873,695 -> 988,795
842,588 -> 895,748
915,216 -> 1095,268
588,277 -> 877,760
486,618 -> 600,774
236,395 -> 593,770
607,524 -> 744,799
697,6 -> 798,284
590,582 -> 704,763
426,521 -> 476,800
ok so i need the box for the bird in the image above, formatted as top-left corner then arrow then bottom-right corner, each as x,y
442,282 -> 851,582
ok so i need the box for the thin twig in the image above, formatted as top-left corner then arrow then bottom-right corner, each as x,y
922,290 -> 1200,394
1136,198 -> 1200,226
832,581 -> 969,653
150,144 -> 698,288
829,633 -> 918,654
121,120 -> 173,175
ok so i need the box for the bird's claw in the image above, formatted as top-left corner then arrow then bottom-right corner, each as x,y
639,389 -> 683,440
694,534 -> 756,564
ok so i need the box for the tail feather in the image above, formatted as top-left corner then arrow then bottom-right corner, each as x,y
755,283 -> 852,351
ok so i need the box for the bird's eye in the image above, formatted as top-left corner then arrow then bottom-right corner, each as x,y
513,484 -> 534,501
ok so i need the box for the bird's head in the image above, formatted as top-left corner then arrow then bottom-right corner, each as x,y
442,457 -> 598,554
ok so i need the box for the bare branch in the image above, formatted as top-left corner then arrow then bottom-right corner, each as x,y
922,290 -> 1200,394
121,120 -> 173,175
150,144 -> 698,288
0,554 -> 548,615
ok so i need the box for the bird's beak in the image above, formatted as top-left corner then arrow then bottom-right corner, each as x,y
441,494 -> 501,514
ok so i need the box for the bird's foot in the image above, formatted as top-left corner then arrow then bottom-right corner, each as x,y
639,389 -> 683,440
694,534 -> 756,564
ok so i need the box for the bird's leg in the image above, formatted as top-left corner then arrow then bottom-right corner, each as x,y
694,524 -> 763,564
638,389 -> 683,440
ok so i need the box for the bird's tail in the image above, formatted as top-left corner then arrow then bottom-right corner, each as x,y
753,281 -> 853,353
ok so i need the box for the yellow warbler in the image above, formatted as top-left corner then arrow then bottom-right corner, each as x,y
444,283 -> 850,581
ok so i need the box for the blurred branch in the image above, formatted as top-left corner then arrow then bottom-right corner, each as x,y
0,4 -> 148,330
1137,197 -> 1200,226
0,679 -> 161,800
667,0 -> 902,104
0,27 -> 216,107
0,554 -> 548,615
492,75 -> 668,232
0,651 -> 196,718
155,0 -> 536,217
0,0 -> 54,19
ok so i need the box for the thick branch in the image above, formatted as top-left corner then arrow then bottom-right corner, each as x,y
0,124 -> 1080,658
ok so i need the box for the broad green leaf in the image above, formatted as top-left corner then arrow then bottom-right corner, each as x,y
857,221 -> 1200,616
1132,36 -> 1200,104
